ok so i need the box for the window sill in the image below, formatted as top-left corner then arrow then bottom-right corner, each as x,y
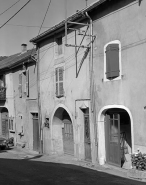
56,95 -> 64,99
55,95 -> 65,101
103,75 -> 123,82
9,130 -> 15,133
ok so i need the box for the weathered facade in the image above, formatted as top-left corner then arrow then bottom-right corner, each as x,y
0,45 -> 38,151
31,0 -> 146,168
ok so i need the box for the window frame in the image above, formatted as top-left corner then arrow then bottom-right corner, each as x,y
104,40 -> 122,82
19,72 -> 22,98
19,69 -> 29,98
8,117 -> 15,132
54,35 -> 64,59
0,75 -> 5,88
55,65 -> 65,98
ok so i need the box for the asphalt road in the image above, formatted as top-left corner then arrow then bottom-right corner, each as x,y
0,150 -> 145,185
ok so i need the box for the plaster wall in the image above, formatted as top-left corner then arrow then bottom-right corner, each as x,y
12,63 -> 37,148
91,0 -> 146,161
0,73 -> 15,138
39,29 -> 91,158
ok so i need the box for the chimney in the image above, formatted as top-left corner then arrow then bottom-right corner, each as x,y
21,44 -> 27,53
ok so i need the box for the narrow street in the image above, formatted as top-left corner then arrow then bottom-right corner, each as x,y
0,148 -> 145,185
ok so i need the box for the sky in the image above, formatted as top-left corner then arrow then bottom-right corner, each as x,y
0,0 -> 96,56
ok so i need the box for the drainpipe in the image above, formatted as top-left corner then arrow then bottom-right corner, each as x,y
85,12 -> 95,163
36,45 -> 43,154
85,12 -> 93,109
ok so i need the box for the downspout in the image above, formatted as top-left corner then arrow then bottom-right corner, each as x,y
36,45 -> 43,154
85,12 -> 93,111
85,12 -> 95,162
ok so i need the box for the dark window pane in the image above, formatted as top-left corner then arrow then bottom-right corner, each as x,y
56,83 -> 58,96
55,69 -> 58,82
59,82 -> 64,96
57,37 -> 62,55
59,68 -> 63,81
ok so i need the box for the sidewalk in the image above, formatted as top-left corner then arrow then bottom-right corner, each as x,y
7,146 -> 146,183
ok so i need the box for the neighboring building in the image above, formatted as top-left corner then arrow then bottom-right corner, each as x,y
30,0 -> 146,168
0,44 -> 38,151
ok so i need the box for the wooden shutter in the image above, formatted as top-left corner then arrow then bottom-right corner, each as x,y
59,67 -> 64,96
55,69 -> 59,96
106,44 -> 119,79
19,73 -> 22,98
26,70 -> 29,97
55,67 -> 64,97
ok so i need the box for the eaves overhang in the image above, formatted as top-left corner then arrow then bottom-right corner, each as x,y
30,0 -> 108,44
0,56 -> 33,72
0,49 -> 36,72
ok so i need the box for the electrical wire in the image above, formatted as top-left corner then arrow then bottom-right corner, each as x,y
38,0 -> 52,35
0,23 -> 51,28
0,0 -> 32,29
0,0 -> 21,16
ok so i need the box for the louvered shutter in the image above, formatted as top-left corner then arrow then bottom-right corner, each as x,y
19,73 -> 22,98
55,69 -> 59,96
55,67 -> 64,97
26,70 -> 29,97
106,44 -> 119,79
59,67 -> 64,96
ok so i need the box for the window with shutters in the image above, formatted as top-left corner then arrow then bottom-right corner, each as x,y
104,40 -> 121,81
19,70 -> 29,98
19,73 -> 22,98
55,67 -> 64,98
54,36 -> 63,58
0,75 -> 5,88
8,117 -> 14,131
26,70 -> 29,97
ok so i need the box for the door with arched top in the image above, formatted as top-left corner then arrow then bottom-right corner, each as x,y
105,111 -> 121,167
62,110 -> 74,155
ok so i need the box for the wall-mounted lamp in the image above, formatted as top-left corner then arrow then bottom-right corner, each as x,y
80,102 -> 88,109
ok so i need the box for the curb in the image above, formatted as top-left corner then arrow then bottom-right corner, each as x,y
127,169 -> 146,182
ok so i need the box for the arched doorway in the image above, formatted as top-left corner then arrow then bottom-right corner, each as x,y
1,107 -> 9,138
52,107 -> 74,155
98,105 -> 133,167
105,108 -> 132,167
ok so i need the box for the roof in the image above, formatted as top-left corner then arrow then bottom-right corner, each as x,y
0,49 -> 36,70
30,0 -> 107,43
0,56 -> 7,61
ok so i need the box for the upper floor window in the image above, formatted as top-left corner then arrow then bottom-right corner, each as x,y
0,75 -> 5,88
8,116 -> 14,132
55,67 -> 64,98
104,40 -> 121,81
55,36 -> 63,57
19,70 -> 29,98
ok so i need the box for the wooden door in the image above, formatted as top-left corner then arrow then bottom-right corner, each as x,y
84,112 -> 91,160
1,111 -> 9,139
105,113 -> 121,167
33,113 -> 39,152
62,119 -> 74,155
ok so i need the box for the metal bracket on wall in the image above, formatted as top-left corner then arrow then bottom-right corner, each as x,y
65,20 -> 95,78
